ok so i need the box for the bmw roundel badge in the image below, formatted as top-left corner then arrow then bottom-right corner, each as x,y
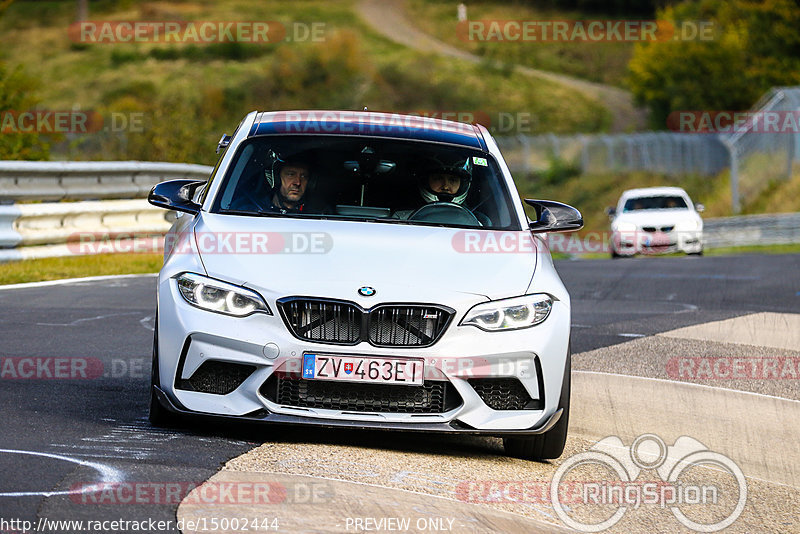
358,286 -> 376,297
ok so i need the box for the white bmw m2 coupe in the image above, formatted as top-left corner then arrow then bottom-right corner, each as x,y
147,111 -> 583,460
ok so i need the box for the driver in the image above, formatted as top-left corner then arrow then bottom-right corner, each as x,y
231,151 -> 330,214
266,159 -> 312,213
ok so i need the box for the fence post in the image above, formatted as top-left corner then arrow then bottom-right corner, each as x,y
580,136 -> 590,174
725,141 -> 741,214
516,134 -> 531,176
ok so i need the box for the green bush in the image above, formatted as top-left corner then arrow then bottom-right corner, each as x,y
0,62 -> 51,160
110,48 -> 144,66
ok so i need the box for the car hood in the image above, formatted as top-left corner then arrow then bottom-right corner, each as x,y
614,209 -> 701,227
193,214 -> 538,305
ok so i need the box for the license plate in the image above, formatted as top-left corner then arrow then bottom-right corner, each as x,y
302,353 -> 424,385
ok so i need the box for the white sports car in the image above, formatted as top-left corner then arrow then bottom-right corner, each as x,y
608,186 -> 704,258
147,110 -> 582,460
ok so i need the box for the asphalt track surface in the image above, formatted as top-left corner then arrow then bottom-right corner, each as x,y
0,253 -> 797,532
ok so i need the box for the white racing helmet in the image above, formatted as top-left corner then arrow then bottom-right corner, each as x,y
418,157 -> 472,204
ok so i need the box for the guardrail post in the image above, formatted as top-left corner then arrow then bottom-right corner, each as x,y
730,146 -> 741,214
720,137 -> 741,214
0,204 -> 22,249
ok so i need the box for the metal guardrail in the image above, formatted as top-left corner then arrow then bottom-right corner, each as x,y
0,161 -> 212,263
0,161 -> 212,201
703,212 -> 800,249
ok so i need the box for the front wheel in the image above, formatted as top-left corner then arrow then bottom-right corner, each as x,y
503,349 -> 571,461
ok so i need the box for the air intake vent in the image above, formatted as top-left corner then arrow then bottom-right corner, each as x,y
468,378 -> 540,410
177,360 -> 256,395
261,375 -> 461,413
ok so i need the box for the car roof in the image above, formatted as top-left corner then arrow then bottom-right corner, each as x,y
620,186 -> 689,199
248,110 -> 486,150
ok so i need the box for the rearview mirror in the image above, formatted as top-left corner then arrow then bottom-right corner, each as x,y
148,179 -> 206,215
605,206 -> 616,217
524,199 -> 584,234
695,203 -> 705,213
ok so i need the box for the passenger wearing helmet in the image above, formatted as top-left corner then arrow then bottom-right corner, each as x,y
418,158 -> 472,205
394,158 -> 486,223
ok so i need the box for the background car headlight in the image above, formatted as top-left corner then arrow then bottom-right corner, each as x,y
613,221 -> 637,232
174,273 -> 271,317
460,294 -> 554,331
676,219 -> 700,231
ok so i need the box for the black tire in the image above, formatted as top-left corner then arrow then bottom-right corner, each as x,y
503,349 -> 571,461
149,318 -> 178,427
688,249 -> 704,256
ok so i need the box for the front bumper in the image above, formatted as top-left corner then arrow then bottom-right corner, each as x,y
613,229 -> 703,255
156,276 -> 571,433
152,385 -> 565,437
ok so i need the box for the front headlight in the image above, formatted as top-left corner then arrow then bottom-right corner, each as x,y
460,294 -> 554,331
614,221 -> 637,232
174,273 -> 271,317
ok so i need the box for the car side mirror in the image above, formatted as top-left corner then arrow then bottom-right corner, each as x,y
695,203 -> 705,213
605,206 -> 616,219
524,199 -> 584,234
148,179 -> 206,215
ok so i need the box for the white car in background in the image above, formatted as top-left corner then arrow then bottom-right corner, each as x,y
607,187 -> 704,258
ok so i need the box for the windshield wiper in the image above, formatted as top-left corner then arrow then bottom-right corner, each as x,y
218,209 -> 273,217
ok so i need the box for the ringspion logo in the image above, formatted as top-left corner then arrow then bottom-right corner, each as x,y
551,434 -> 747,532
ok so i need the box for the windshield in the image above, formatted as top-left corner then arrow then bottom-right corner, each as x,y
211,135 -> 519,230
623,195 -> 688,212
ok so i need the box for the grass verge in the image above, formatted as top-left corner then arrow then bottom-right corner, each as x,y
0,253 -> 162,285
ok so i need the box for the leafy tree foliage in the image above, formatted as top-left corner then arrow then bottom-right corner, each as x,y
628,0 -> 800,127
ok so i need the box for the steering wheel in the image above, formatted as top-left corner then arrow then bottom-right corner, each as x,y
407,202 -> 481,226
